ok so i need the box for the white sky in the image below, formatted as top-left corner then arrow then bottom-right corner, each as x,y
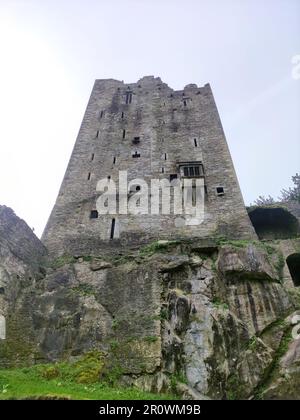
0,0 -> 299,237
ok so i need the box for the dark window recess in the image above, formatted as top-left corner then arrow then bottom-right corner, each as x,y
125,92 -> 132,104
121,112 -> 124,119
90,210 -> 98,219
170,174 -> 178,182
0,287 -> 4,294
216,187 -> 225,195
100,111 -> 104,118
194,138 -> 198,147
132,151 -> 140,158
96,130 -> 99,138
87,172 -> 91,180
110,218 -> 116,239
162,167 -> 165,173
122,129 -> 126,139
204,185 -> 208,194
133,137 -> 140,144
183,100 -> 187,106
113,157 -> 116,164
286,253 -> 300,287
91,153 -> 94,161
108,175 -> 111,180
182,165 -> 204,177
136,185 -> 141,191
164,153 -> 167,160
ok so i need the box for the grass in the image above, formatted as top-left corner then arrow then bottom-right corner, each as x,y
0,363 -> 175,401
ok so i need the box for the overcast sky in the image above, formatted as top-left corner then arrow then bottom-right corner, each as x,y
0,0 -> 299,237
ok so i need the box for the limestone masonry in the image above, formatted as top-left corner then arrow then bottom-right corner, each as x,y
42,76 -> 256,256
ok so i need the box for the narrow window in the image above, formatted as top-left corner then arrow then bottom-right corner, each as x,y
113,157 -> 116,164
194,166 -> 200,176
91,153 -> 94,161
194,138 -> 198,147
126,92 -> 132,104
183,100 -> 187,107
100,111 -> 104,119
132,151 -> 140,158
204,185 -> 208,194
96,130 -> 99,138
90,210 -> 98,219
122,129 -> 126,139
164,153 -> 167,160
161,167 -> 165,173
170,174 -> 178,182
87,172 -> 91,180
184,167 -> 189,177
110,218 -> 116,239
189,167 -> 195,177
121,112 -> 124,119
216,187 -> 225,196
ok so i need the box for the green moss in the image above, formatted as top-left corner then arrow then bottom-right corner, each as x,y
71,283 -> 96,297
139,240 -> 181,257
212,298 -> 229,311
49,255 -> 76,269
143,336 -> 158,343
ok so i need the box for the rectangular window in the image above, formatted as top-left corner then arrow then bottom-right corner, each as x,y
100,111 -> 104,118
90,210 -> 98,219
132,151 -> 140,158
113,157 -> 116,164
121,112 -> 124,119
96,130 -> 99,138
133,137 -> 140,144
122,129 -> 126,139
164,153 -> 167,160
87,172 -> 91,180
170,174 -> 178,182
216,187 -> 225,196
91,153 -> 94,161
162,167 -> 165,173
125,92 -> 132,104
182,164 -> 204,177
194,138 -> 198,147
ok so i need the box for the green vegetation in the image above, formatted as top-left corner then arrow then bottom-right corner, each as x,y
212,297 -> 229,311
71,283 -> 96,297
49,255 -> 76,269
139,240 -> 181,257
0,351 -> 175,400
144,336 -> 158,343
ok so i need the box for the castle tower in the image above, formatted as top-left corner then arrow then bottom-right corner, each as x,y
42,76 -> 256,255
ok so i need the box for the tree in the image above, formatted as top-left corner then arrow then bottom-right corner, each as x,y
280,173 -> 300,203
253,195 -> 275,206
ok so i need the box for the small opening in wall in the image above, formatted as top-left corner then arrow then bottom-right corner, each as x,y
121,112 -> 124,119
133,137 -> 140,144
113,157 -> 116,164
122,129 -> 126,139
132,151 -> 140,158
96,130 -> 99,138
136,185 -> 141,191
87,172 -> 91,180
216,187 -> 225,196
90,210 -> 98,219
161,167 -> 164,173
183,100 -> 187,107
110,218 -> 116,239
170,174 -> 178,182
286,253 -> 300,287
91,153 -> 94,161
204,185 -> 208,194
164,153 -> 167,160
100,110 -> 104,118
194,138 -> 198,147
108,175 -> 111,180
0,287 -> 4,294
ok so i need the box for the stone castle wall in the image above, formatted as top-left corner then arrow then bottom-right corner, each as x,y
42,76 -> 256,256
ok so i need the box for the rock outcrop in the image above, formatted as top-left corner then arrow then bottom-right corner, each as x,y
1,206 -> 300,399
